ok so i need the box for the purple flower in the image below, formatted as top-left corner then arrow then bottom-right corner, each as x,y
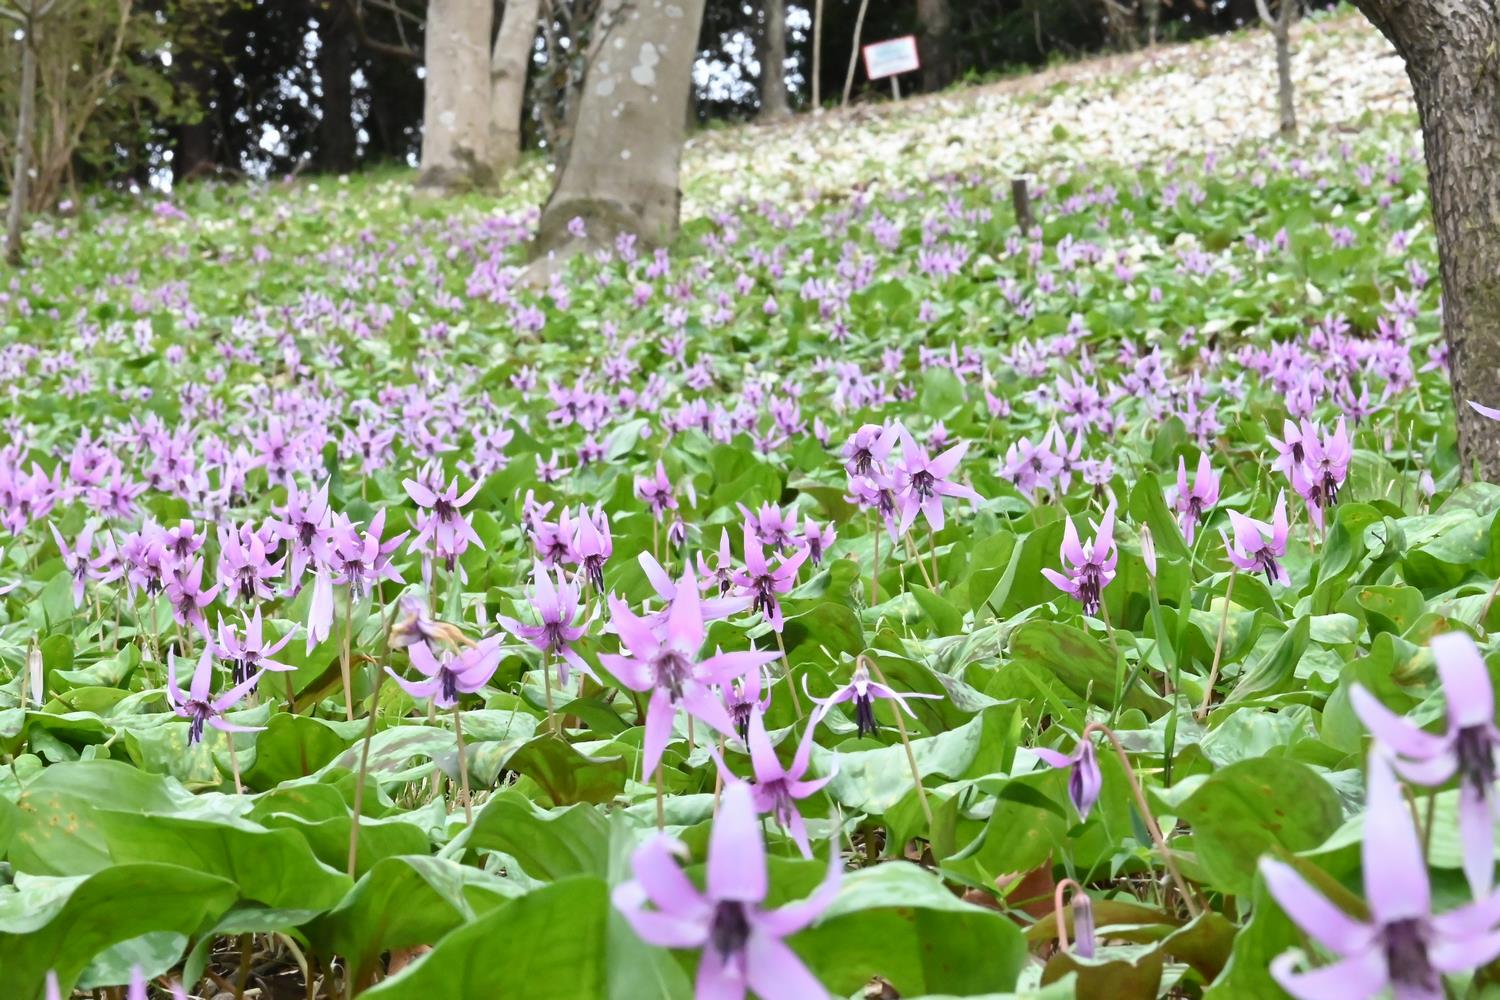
1352,632 -> 1500,896
599,569 -> 779,780
1041,501 -> 1118,617
800,516 -> 836,566
1260,752 -> 1500,1000
805,659 -> 940,738
496,561 -> 596,686
386,634 -> 503,709
570,504 -> 612,592
1222,492 -> 1291,586
842,422 -> 900,478
1170,454 -> 1219,544
723,663 -> 773,742
714,709 -> 835,858
732,524 -> 808,634
612,781 -> 840,999
635,461 -> 678,520
1267,418 -> 1316,479
164,557 -> 220,636
328,509 -> 407,598
216,521 -> 284,604
891,429 -> 981,535
166,646 -> 264,745
1032,734 -> 1103,820
404,469 -> 483,554
274,479 -> 332,586
216,608 -> 296,688
48,519 -> 98,608
738,501 -> 798,551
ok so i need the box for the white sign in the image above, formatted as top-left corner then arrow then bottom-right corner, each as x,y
862,36 -> 920,81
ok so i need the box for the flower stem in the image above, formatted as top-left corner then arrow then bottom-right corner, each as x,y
542,652 -> 556,735
339,590 -> 355,721
349,601 -> 400,878
226,732 -> 244,796
1479,574 -> 1500,634
1197,568 -> 1238,721
871,525 -> 880,605
903,532 -> 939,590
452,702 -> 473,826
774,630 -> 805,720
926,524 -> 941,592
1085,722 -> 1200,918
654,762 -> 666,831
864,655 -> 933,830
1052,877 -> 1084,953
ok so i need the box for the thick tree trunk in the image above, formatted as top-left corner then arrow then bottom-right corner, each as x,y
1349,0 -> 1500,478
916,0 -> 954,92
490,0 -> 541,172
758,0 -> 789,120
532,0 -> 707,258
318,0 -> 358,173
417,0 -> 495,191
4,29 -> 37,267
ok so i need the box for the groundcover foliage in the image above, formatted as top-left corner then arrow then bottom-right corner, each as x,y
2,30 -> 1497,1000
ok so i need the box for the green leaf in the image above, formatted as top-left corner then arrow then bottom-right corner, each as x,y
795,861 -> 1028,995
1177,757 -> 1344,895
0,863 -> 237,999
360,878 -> 620,1000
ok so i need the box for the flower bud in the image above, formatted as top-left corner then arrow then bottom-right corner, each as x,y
1140,524 -> 1157,579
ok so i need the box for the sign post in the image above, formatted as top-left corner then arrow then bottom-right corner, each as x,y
861,35 -> 920,100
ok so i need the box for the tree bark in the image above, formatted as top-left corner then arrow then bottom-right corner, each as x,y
916,0 -> 954,92
417,0 -> 495,191
318,0 -> 359,173
810,0 -> 823,109
532,0 -> 707,259
490,0 -> 541,172
758,0 -> 789,120
1255,0 -> 1296,135
1349,0 -> 1500,478
5,23 -> 37,267
1144,0 -> 1160,46
840,0 -> 870,107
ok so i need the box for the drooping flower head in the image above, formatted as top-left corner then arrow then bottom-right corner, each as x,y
805,658 -> 940,739
891,428 -> 982,535
612,781 -> 841,998
1222,492 -> 1291,587
496,561 -> 596,686
1352,631 -> 1500,897
599,569 -> 779,779
166,646 -> 264,745
1170,453 -> 1219,544
1261,752 -> 1500,1000
1041,500 -> 1118,617
386,634 -> 504,709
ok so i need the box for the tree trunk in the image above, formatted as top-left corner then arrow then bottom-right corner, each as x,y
532,0 -> 707,258
916,0 -> 954,92
840,0 -> 870,107
1273,13 -> 1294,135
490,0 -> 541,173
758,0 -> 789,120
417,0 -> 495,191
318,0 -> 358,173
810,0 -> 823,109
1255,0 -> 1296,135
4,27 -> 37,267
1349,0 -> 1500,478
1144,0 -> 1160,46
